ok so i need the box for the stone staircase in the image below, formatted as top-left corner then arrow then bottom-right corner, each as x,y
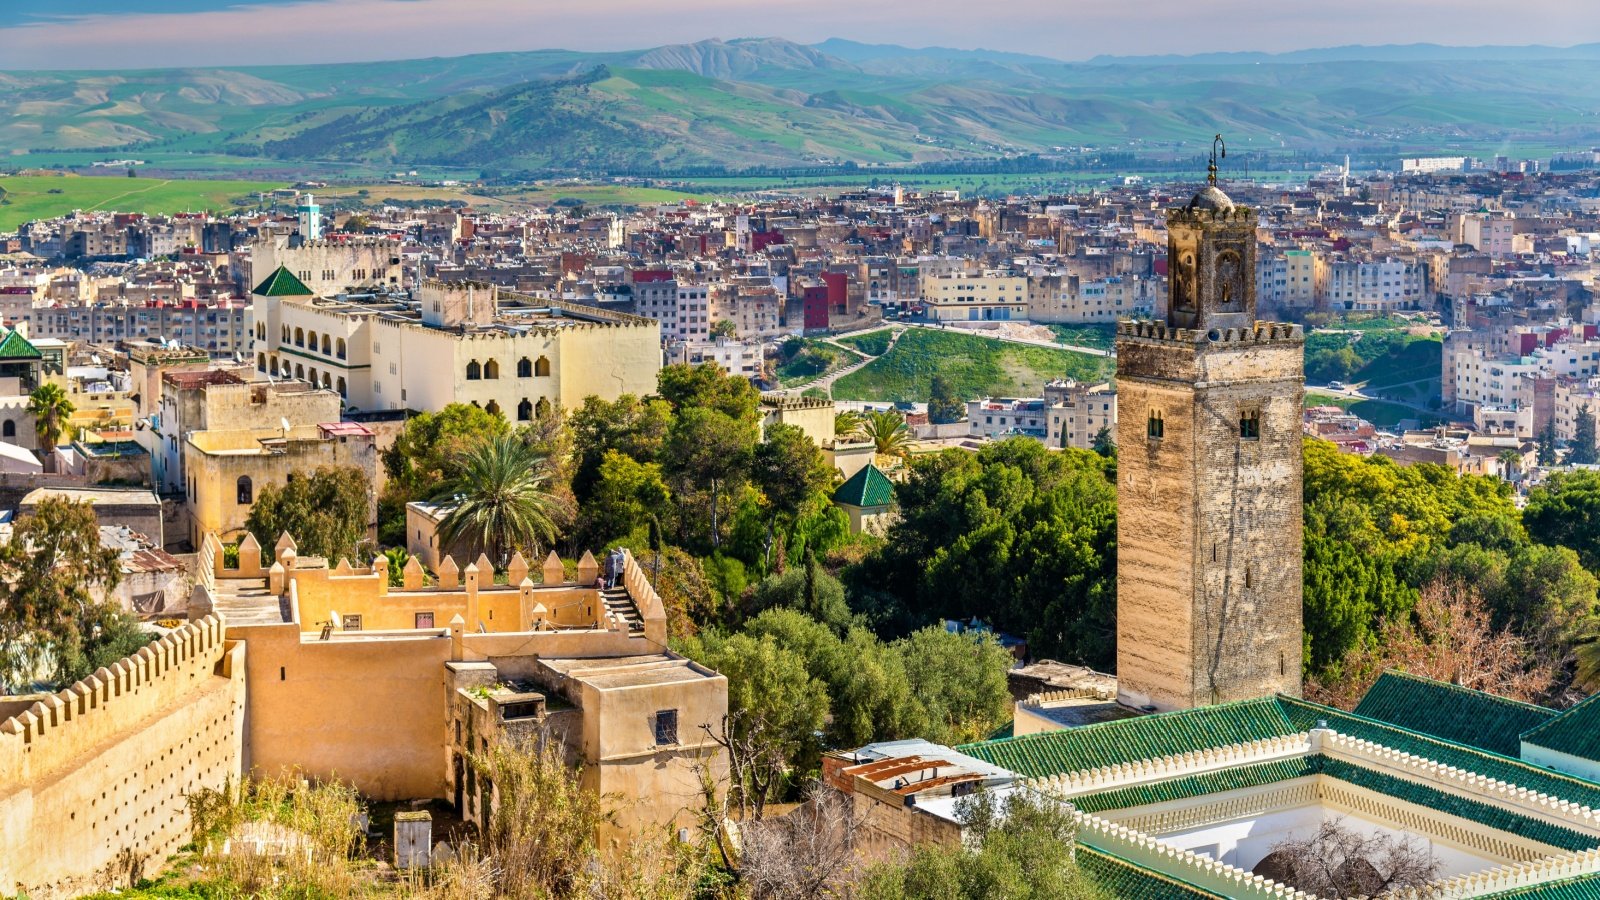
600,587 -> 645,636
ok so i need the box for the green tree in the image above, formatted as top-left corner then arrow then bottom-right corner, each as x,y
748,564 -> 854,634
432,433 -> 572,565
665,407 -> 757,550
1526,471 -> 1600,571
657,362 -> 761,423
0,497 -> 133,691
245,466 -> 372,564
1091,425 -> 1116,458
895,626 -> 1015,744
27,382 -> 75,468
676,629 -> 830,775
751,424 -> 833,569
1498,448 -> 1523,481
860,790 -> 1107,900
569,393 -> 674,502
927,374 -> 964,425
583,449 -> 672,547
1573,405 -> 1598,465
381,404 -> 509,501
834,410 -> 865,441
861,409 -> 911,457
1538,419 -> 1559,466
711,319 -> 738,340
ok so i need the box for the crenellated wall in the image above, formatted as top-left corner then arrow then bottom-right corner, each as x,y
0,615 -> 244,898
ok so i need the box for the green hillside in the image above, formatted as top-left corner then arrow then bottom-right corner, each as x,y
5,39 -> 1600,176
832,328 -> 1111,403
0,173 -> 284,231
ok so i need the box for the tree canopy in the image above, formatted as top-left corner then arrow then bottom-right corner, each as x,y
245,465 -> 372,564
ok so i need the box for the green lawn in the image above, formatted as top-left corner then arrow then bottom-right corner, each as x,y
0,173 -> 286,231
1046,323 -> 1118,352
1305,392 -> 1443,430
831,327 -> 1110,403
837,330 -> 893,356
774,339 -> 856,388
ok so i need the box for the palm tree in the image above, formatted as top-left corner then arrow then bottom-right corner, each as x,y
834,411 -> 865,441
26,382 -> 74,472
862,409 -> 911,457
1498,449 -> 1523,481
432,433 -> 572,567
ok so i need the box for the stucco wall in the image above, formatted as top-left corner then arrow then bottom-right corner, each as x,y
0,616 -> 244,899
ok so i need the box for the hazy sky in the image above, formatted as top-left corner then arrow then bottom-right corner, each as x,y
3,0 -> 1599,69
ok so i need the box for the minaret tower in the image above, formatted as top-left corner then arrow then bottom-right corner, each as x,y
1114,136 -> 1305,712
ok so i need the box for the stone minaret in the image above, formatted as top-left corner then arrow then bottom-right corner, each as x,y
1114,179 -> 1305,712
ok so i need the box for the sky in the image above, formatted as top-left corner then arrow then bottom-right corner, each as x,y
1,0 -> 1598,69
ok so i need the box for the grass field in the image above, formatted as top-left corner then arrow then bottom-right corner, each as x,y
1046,323 -> 1119,352
1305,392 -> 1443,431
837,330 -> 894,356
774,338 -> 858,388
0,173 -> 286,231
831,328 -> 1110,403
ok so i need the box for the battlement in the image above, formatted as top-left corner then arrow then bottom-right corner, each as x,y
761,393 -> 834,411
1117,319 -> 1303,345
0,614 -> 231,784
1167,205 -> 1257,226
292,238 -> 400,251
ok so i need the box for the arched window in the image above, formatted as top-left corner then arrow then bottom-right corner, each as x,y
1239,409 -> 1261,441
465,360 -> 481,381
518,398 -> 533,421
485,400 -> 501,417
1,421 -> 14,439
336,338 -> 346,359
281,325 -> 289,342
337,377 -> 347,398
517,357 -> 533,378
322,372 -> 332,390
270,357 -> 279,376
236,476 -> 253,505
294,327 -> 304,347
1147,409 -> 1165,440
308,367 -> 317,385
295,364 -> 305,380
535,397 -> 551,420
534,356 -> 551,377
257,353 -> 266,372
321,334 -> 331,356
484,359 -> 500,380
308,331 -> 318,353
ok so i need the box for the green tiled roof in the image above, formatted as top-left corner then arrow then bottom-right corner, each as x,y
1319,757 -> 1597,852
1523,693 -> 1600,763
1073,758 -> 1316,814
1485,874 -> 1600,899
1353,670 -> 1558,757
1077,846 -> 1224,899
252,265 -> 314,297
958,698 -> 1296,779
0,329 -> 42,361
832,463 -> 894,508
1278,697 -> 1600,810
1071,755 -> 1595,851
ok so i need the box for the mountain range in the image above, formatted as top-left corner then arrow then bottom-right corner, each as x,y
5,37 -> 1600,176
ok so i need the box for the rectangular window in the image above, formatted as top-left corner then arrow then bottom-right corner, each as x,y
654,709 -> 679,746
1240,410 -> 1261,441
415,611 -> 435,629
1147,410 -> 1165,440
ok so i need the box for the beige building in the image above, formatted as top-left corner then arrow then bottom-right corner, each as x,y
250,236 -> 403,299
920,272 -> 1029,322
1044,379 -> 1117,450
252,273 -> 661,419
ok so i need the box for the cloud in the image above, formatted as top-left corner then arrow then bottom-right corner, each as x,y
0,0 -> 1596,69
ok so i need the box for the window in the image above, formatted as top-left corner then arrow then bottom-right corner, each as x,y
465,360 -> 481,381
321,334 -> 331,356
534,356 -> 550,377
485,400 -> 501,418
518,398 -> 533,421
1240,409 -> 1261,441
336,338 -> 346,359
654,709 -> 679,746
342,614 -> 362,631
415,612 -> 435,629
1147,409 -> 1165,440
236,476 -> 253,505
1,420 -> 14,439
294,327 -> 304,347
535,398 -> 550,420
517,357 -> 533,378
484,359 -> 500,380
337,377 -> 347,398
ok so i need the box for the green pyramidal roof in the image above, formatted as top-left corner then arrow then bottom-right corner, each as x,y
1354,669 -> 1559,757
252,266 -> 314,298
833,463 -> 894,508
0,329 -> 43,361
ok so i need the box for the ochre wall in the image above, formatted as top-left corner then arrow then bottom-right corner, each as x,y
0,616 -> 244,899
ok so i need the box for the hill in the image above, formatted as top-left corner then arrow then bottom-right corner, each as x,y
831,328 -> 1112,403
6,39 -> 1600,177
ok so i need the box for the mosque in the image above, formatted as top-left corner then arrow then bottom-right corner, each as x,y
827,168 -> 1600,899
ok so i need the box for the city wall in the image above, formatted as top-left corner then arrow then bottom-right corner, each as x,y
0,615 -> 244,899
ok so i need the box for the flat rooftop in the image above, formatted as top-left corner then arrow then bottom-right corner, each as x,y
540,655 -> 717,690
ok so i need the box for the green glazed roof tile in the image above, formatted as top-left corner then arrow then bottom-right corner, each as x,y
0,329 -> 43,360
1483,874 -> 1600,899
1354,670 -> 1558,757
252,265 -> 314,297
957,697 -> 1296,779
1077,846 -> 1225,899
833,462 -> 894,508
1522,693 -> 1600,762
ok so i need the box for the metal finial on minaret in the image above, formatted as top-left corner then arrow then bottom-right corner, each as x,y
1208,134 -> 1226,186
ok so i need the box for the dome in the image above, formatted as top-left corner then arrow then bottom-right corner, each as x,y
1187,184 -> 1235,213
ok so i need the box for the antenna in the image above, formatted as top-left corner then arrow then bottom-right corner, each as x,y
1208,134 -> 1227,186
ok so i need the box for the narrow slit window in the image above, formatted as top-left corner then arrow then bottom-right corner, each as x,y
1240,409 -> 1261,441
1147,409 -> 1165,440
